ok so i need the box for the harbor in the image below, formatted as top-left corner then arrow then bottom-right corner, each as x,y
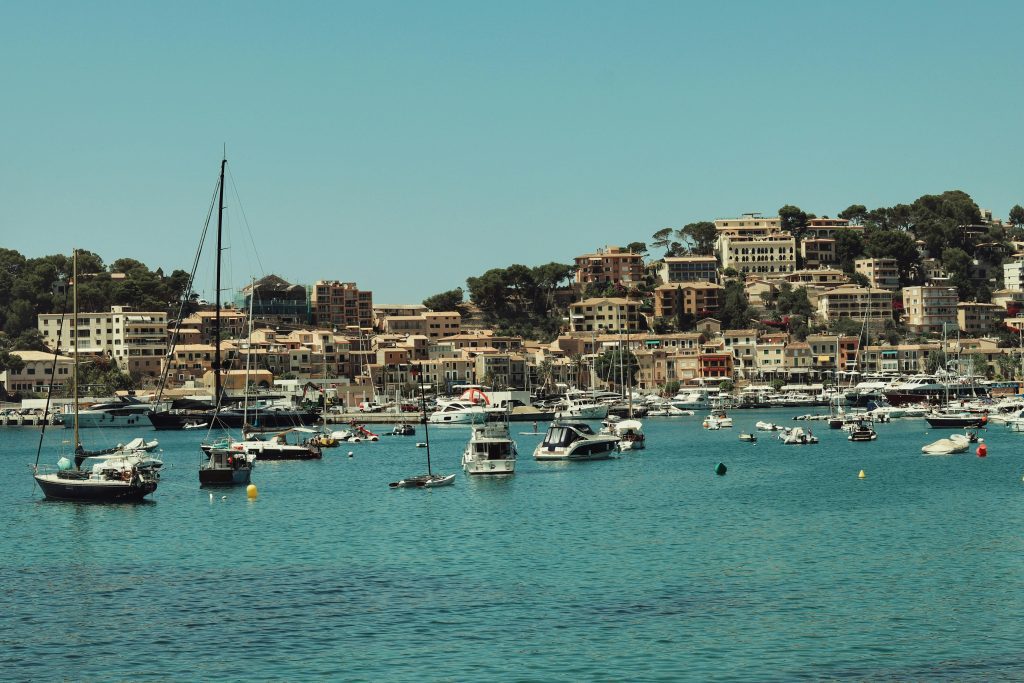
4,409 -> 1024,680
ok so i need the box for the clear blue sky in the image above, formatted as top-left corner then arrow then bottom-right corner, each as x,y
3,1 -> 1022,303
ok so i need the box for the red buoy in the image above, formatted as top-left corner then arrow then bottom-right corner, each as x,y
981,415 -> 988,425
977,440 -> 988,458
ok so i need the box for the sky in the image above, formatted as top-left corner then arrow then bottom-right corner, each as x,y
3,0 -> 1023,303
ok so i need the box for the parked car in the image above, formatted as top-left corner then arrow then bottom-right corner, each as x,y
358,402 -> 384,413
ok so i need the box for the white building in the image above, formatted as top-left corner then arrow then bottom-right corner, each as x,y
1004,261 -> 1024,291
718,233 -> 797,276
37,306 -> 168,378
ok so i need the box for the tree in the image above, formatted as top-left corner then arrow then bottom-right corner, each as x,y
778,205 -> 809,241
864,228 -> 920,283
625,242 -> 648,256
718,379 -> 735,394
0,349 -> 25,374
775,282 -> 813,317
678,222 -> 717,256
651,228 -> 674,255
834,230 -> 865,273
11,329 -> 48,352
422,288 -> 464,312
719,281 -> 751,329
1009,205 -> 1024,228
838,204 -> 867,223
941,247 -> 974,300
850,271 -> 871,288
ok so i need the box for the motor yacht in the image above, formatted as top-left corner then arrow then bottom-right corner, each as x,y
600,416 -> 645,451
533,422 -> 619,461
461,422 -> 517,475
428,400 -> 489,424
69,396 -> 154,429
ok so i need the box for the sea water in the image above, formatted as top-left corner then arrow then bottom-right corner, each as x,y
2,412 -> 1024,681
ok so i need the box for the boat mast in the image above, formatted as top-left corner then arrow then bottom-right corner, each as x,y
625,308 -> 633,418
243,277 -> 255,426
72,248 -> 80,456
417,366 -> 432,476
214,157 -> 226,413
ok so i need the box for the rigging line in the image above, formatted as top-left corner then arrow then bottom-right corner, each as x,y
225,164 -> 266,279
155,177 -> 220,404
35,279 -> 72,468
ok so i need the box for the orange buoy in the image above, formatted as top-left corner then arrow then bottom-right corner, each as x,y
977,439 -> 987,458
981,415 -> 988,425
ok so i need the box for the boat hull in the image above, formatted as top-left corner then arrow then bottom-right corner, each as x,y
925,416 -> 984,428
68,411 -> 153,428
463,458 -> 516,475
533,440 -> 619,461
148,410 -> 321,431
199,466 -> 252,486
33,473 -> 157,502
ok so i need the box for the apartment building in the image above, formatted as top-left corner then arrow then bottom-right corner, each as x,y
713,214 -> 782,239
785,268 -> 849,288
653,283 -> 725,319
718,233 -> 797,276
574,246 -> 645,287
803,217 -> 864,239
723,329 -> 758,378
38,305 -> 168,378
380,311 -> 462,338
236,275 -> 310,327
311,281 -> 373,330
1004,261 -> 1024,291
659,256 -> 718,284
854,258 -> 900,291
800,238 -> 837,268
0,350 -> 73,394
180,309 -> 248,343
816,285 -> 893,323
568,298 -> 642,333
957,302 -> 1001,335
902,286 -> 958,334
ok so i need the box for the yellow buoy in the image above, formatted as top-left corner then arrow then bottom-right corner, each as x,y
858,470 -> 866,479
246,484 -> 258,499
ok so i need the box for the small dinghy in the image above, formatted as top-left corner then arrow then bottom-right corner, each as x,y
755,421 -> 782,431
921,434 -> 970,455
739,433 -> 757,443
780,427 -> 818,445
389,473 -> 456,489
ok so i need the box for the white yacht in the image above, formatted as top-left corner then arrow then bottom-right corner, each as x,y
670,388 -> 717,410
702,409 -> 733,429
68,397 -> 154,428
554,396 -> 609,420
533,422 -> 619,461
601,417 -> 645,451
461,422 -> 517,475
428,400 -> 489,424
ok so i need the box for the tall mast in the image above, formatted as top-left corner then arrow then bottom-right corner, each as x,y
418,367 -> 432,475
214,157 -> 226,408
625,307 -> 633,418
72,248 -> 80,454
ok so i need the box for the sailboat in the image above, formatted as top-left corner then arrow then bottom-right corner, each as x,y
389,366 -> 455,488
602,315 -> 645,450
148,184 -> 318,432
198,159 -> 255,486
32,250 -> 162,502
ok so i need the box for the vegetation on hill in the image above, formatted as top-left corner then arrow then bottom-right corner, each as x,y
0,248 -> 196,340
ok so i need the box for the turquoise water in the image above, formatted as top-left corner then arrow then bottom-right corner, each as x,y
3,412 -> 1024,681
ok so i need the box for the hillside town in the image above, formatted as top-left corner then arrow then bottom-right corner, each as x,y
4,196 -> 1024,408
